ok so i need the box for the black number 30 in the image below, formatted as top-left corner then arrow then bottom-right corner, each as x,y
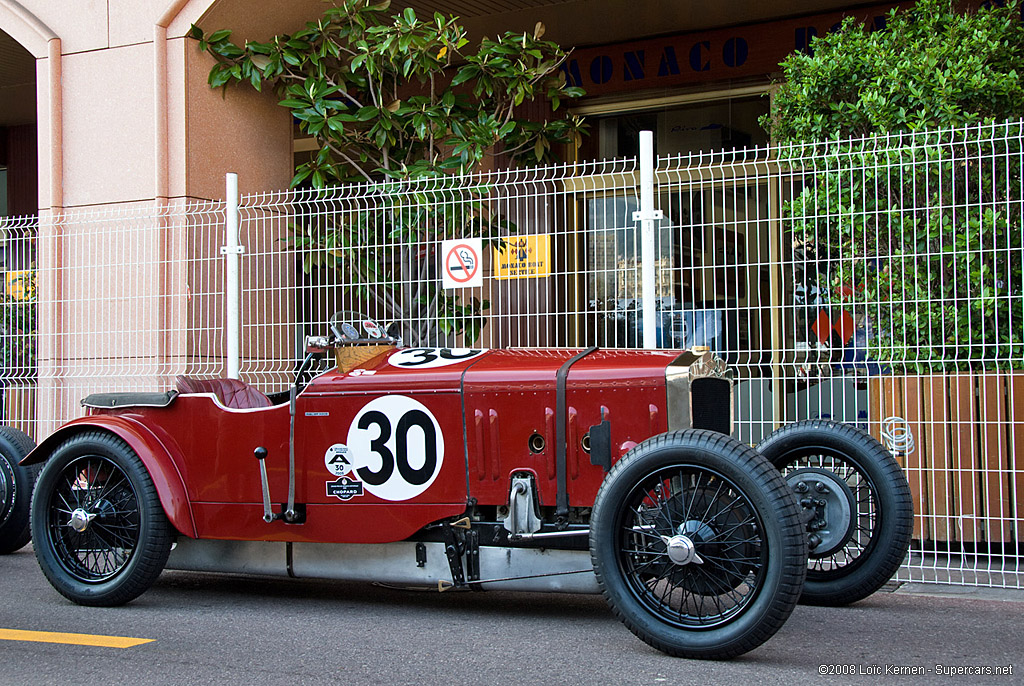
356,409 -> 438,486
396,348 -> 482,366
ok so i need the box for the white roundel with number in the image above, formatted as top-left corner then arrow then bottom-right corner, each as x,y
388,347 -> 486,369
346,395 -> 445,501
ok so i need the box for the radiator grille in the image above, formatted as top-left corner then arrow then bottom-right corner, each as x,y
690,377 -> 732,435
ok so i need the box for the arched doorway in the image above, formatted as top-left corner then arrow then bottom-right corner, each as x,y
0,27 -> 36,434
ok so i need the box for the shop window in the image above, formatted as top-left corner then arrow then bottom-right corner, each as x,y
579,96 -> 771,366
584,183 -> 770,365
582,96 -> 768,161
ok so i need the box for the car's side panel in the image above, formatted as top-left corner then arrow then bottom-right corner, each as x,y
461,349 -> 676,508
563,350 -> 673,505
297,392 -> 468,501
462,349 -> 572,508
157,396 -> 291,506
292,351 -> 479,543
22,414 -> 198,539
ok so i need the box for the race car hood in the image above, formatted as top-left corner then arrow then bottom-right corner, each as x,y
302,346 -> 683,396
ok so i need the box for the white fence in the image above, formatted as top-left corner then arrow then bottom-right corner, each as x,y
3,120 -> 1023,588
0,201 -> 228,436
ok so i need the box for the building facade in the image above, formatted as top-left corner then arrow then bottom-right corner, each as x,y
1,0 -> 915,216
2,1 -> 1022,577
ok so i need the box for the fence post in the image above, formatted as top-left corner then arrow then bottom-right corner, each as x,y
222,172 -> 242,379
634,130 -> 662,349
768,168 -> 784,429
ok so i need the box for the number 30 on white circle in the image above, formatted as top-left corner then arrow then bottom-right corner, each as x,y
345,395 -> 445,501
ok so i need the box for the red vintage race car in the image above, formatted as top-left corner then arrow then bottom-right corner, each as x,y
16,326 -> 913,659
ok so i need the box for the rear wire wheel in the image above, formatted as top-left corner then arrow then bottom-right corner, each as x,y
31,432 -> 173,606
756,420 -> 913,606
590,430 -> 807,659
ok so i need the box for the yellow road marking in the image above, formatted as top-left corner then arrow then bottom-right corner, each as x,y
0,628 -> 153,648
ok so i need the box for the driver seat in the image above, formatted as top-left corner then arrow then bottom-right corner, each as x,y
174,376 -> 273,410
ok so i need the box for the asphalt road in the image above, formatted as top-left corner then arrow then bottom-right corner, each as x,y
1,543 -> 1021,686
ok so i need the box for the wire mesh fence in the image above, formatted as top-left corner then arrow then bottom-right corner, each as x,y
775,121 -> 1024,586
0,213 -> 38,439
1,200 -> 227,437
2,119 -> 1021,587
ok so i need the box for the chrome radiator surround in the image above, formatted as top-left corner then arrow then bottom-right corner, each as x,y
665,350 -> 734,435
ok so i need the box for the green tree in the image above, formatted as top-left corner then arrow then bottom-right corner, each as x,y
193,0 -> 584,345
763,0 -> 1024,371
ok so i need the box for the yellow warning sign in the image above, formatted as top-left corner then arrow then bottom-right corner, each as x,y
494,235 -> 551,280
4,271 -> 33,301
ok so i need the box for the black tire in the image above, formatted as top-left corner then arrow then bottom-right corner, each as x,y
590,430 -> 807,659
756,419 -> 913,607
0,426 -> 38,554
31,431 -> 173,606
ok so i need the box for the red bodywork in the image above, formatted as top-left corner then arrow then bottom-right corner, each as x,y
29,347 -> 679,545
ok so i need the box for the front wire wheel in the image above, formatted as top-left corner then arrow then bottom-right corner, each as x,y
591,430 -> 807,659
756,420 -> 913,606
32,432 -> 173,606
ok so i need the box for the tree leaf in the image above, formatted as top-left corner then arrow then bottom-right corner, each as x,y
356,106 -> 379,121
208,64 -> 233,88
450,66 -> 479,86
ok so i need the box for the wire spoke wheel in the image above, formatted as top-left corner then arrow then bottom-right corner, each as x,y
781,454 -> 876,579
756,420 -> 913,606
591,430 -> 807,659
45,456 -> 140,583
32,432 -> 173,606
617,465 -> 767,630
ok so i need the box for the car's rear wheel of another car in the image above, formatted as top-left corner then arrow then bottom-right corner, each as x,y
590,430 -> 808,659
31,431 -> 173,606
0,426 -> 38,554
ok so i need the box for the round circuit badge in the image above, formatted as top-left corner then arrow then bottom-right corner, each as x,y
324,443 -> 352,476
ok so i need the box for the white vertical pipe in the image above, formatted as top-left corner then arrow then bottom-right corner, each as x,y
639,130 -> 657,349
225,172 -> 241,379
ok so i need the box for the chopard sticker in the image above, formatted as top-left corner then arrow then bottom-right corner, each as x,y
324,443 -> 352,476
326,476 -> 363,501
348,369 -> 377,377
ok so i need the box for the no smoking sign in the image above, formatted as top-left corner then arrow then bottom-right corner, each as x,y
441,238 -> 483,289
